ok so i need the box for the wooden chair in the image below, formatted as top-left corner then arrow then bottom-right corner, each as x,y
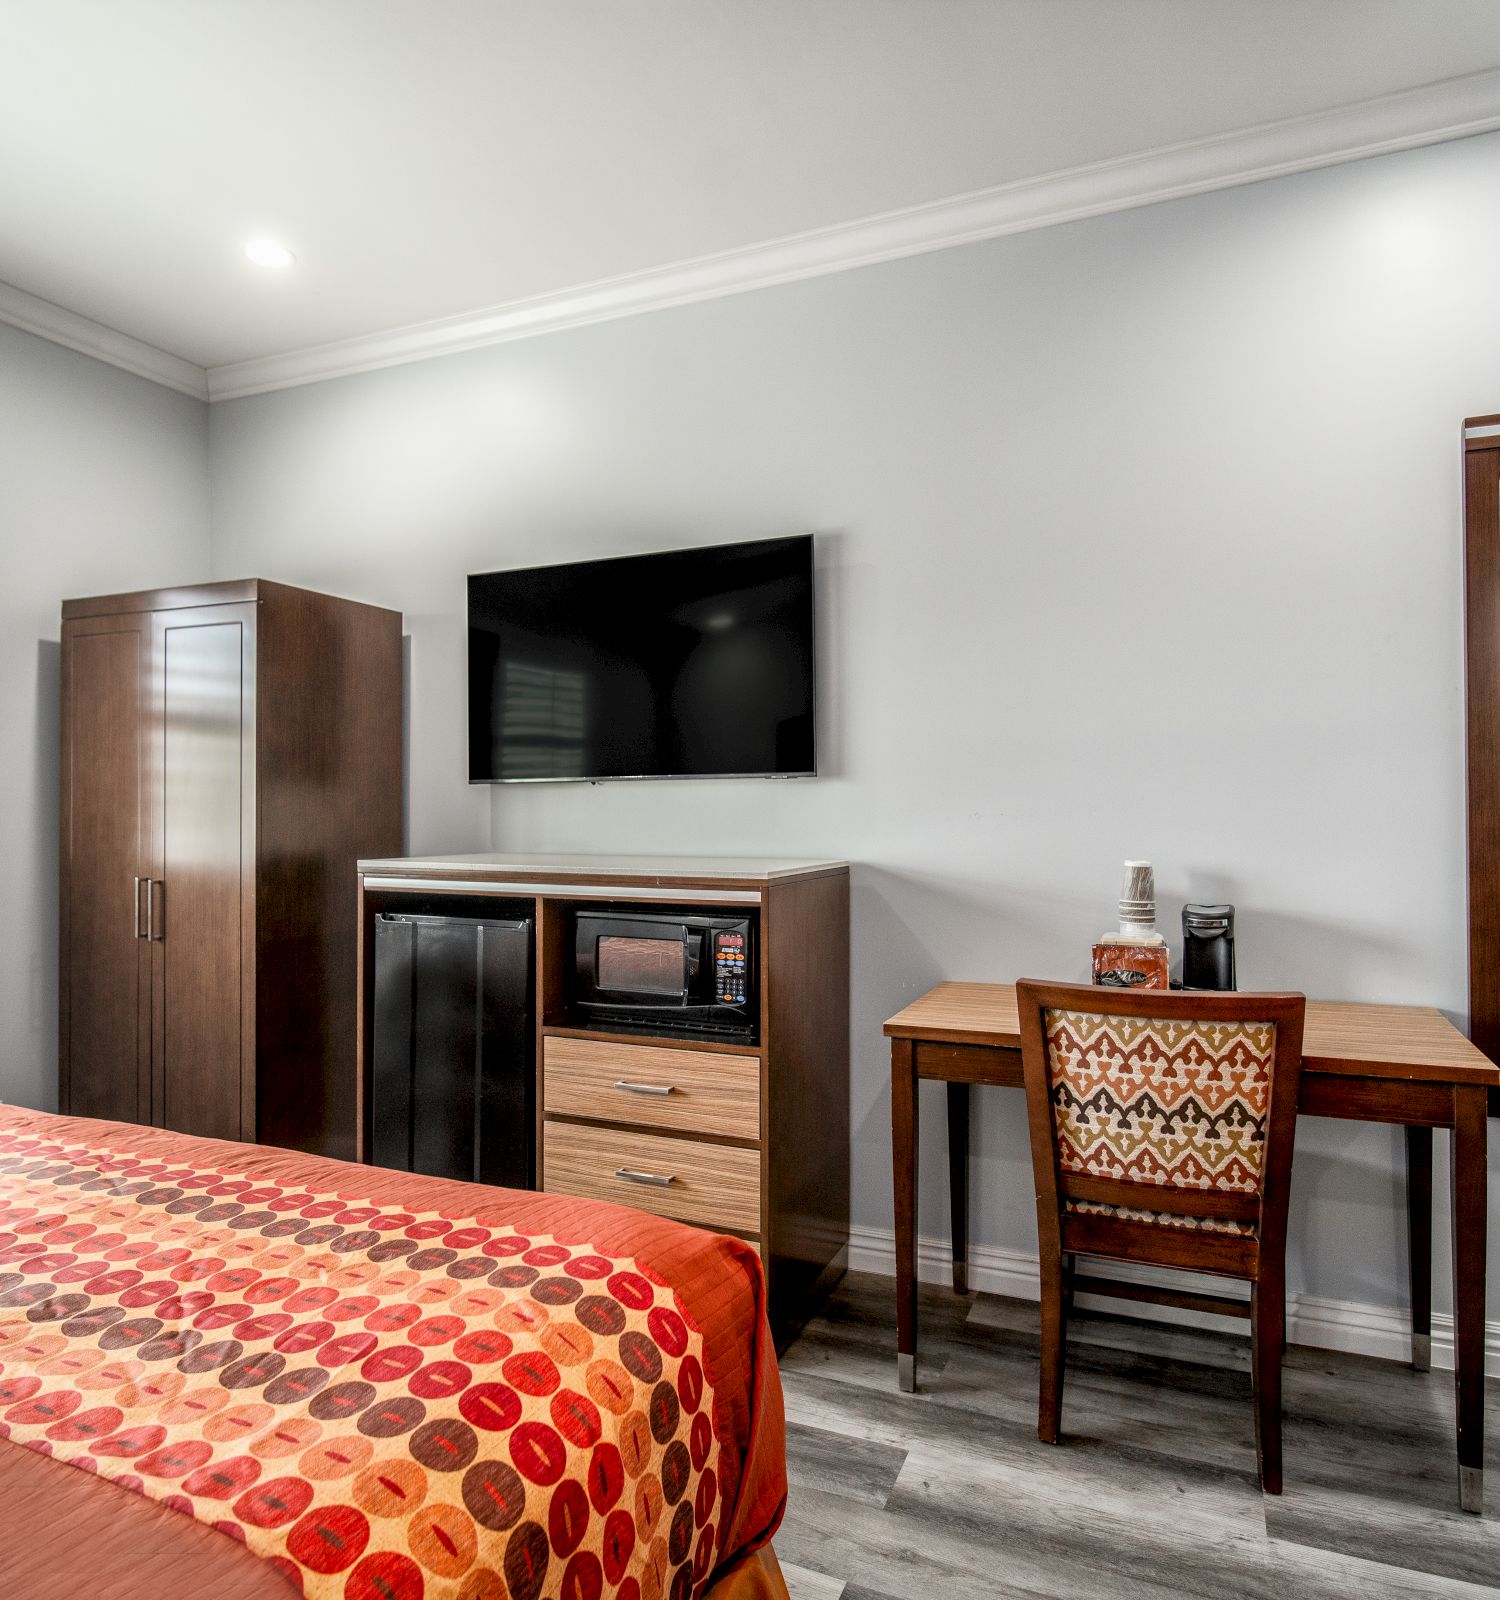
1015,979 -> 1306,1492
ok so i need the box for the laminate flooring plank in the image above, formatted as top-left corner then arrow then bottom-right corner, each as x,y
1263,1474 -> 1500,1588
888,1445 -> 1267,1600
780,1321 -> 954,1392
779,1556 -> 849,1600
781,1365 -> 1060,1463
818,1272 -> 976,1337
951,1282 -> 1250,1390
954,1294 -> 1488,1490
953,1311 -> 1256,1408
928,1338 -> 1262,1480
780,1278 -> 970,1390
773,1481 -> 1059,1600
786,1420 -> 909,1508
783,1361 -> 1264,1516
1265,1535 -> 1500,1599
967,1290 -> 1252,1373
1281,1343 -> 1495,1435
1277,1377 -> 1493,1502
778,1273 -> 1500,1598
1266,1352 -> 1500,1584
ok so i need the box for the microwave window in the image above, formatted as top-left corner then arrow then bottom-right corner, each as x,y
597,935 -> 685,995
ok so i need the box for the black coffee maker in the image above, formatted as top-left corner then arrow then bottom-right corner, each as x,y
1182,904 -> 1236,991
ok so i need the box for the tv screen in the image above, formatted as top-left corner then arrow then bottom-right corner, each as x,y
468,534 -> 815,782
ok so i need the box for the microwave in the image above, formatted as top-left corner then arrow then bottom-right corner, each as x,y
571,908 -> 757,1040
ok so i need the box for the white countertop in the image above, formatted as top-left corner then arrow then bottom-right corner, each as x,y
357,852 -> 847,884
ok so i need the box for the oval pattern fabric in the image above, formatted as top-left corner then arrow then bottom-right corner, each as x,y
0,1126 -> 726,1599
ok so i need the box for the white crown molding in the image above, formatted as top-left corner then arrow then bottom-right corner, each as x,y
5,69 -> 1500,404
846,1224 -> 1500,1378
207,66 -> 1500,402
0,279 -> 208,400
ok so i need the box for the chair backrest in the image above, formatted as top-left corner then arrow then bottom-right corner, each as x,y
1015,980 -> 1306,1254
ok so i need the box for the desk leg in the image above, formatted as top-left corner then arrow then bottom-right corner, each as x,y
892,1038 -> 919,1392
1405,1126 -> 1432,1372
1451,1086 -> 1487,1514
947,1082 -> 970,1295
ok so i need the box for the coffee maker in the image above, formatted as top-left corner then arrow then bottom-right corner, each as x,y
1181,904 -> 1236,991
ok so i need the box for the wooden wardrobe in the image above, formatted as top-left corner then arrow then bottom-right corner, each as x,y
59,578 -> 403,1158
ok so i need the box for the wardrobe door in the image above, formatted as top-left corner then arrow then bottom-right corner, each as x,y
150,602 -> 257,1140
60,614 -> 152,1122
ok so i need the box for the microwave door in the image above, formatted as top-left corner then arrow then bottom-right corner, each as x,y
591,923 -> 692,1008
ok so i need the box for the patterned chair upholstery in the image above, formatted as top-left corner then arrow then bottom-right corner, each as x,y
1015,980 -> 1305,1495
1043,1007 -> 1277,1238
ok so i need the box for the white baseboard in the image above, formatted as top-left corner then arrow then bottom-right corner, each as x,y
846,1225 -> 1500,1379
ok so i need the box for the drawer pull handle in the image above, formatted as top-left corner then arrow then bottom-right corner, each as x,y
613,1080 -> 675,1096
614,1167 -> 677,1188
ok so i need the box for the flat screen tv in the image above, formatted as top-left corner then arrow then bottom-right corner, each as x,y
468,534 -> 815,782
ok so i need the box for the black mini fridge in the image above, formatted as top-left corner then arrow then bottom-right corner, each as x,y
370,912 -> 534,1188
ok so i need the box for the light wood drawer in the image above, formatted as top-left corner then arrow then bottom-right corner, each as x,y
543,1121 -> 761,1236
544,1036 -> 760,1140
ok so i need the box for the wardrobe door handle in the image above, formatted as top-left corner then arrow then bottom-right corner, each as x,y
613,1080 -> 675,1097
146,879 -> 164,941
133,876 -> 146,939
614,1168 -> 676,1188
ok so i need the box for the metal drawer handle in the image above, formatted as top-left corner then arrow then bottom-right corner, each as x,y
614,1167 -> 676,1188
613,1080 -> 675,1096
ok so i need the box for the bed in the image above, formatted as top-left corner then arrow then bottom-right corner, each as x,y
0,1105 -> 788,1600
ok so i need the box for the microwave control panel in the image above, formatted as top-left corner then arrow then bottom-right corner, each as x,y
714,931 -> 747,1004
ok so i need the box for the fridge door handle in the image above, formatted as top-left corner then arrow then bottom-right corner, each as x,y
146,878 -> 164,941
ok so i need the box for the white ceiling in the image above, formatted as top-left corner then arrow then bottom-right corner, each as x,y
5,0 -> 1500,389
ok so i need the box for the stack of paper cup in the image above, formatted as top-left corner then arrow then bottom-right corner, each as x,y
1118,860 -> 1161,942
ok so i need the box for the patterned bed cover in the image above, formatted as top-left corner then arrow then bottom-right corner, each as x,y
0,1106 -> 786,1600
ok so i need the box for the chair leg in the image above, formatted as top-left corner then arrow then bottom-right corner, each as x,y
1038,1249 -> 1069,1445
1251,1275 -> 1285,1494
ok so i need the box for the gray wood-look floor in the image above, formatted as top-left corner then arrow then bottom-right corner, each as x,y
771,1272 -> 1499,1600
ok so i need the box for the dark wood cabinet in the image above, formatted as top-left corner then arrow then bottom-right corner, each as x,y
353,854 -> 850,1347
60,579 -> 403,1157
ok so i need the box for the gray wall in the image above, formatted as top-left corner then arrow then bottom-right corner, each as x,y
207,130 -> 1498,1328
0,321 -> 211,1110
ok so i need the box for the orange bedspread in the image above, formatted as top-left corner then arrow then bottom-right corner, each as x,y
0,1106 -> 785,1599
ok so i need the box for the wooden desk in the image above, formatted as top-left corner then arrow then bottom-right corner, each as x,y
885,981 -> 1498,1514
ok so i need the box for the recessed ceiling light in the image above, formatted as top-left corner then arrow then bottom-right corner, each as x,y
244,239 -> 295,269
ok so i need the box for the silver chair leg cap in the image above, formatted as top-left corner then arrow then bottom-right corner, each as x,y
1411,1333 -> 1431,1373
897,1352 -> 915,1393
1460,1465 -> 1483,1515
